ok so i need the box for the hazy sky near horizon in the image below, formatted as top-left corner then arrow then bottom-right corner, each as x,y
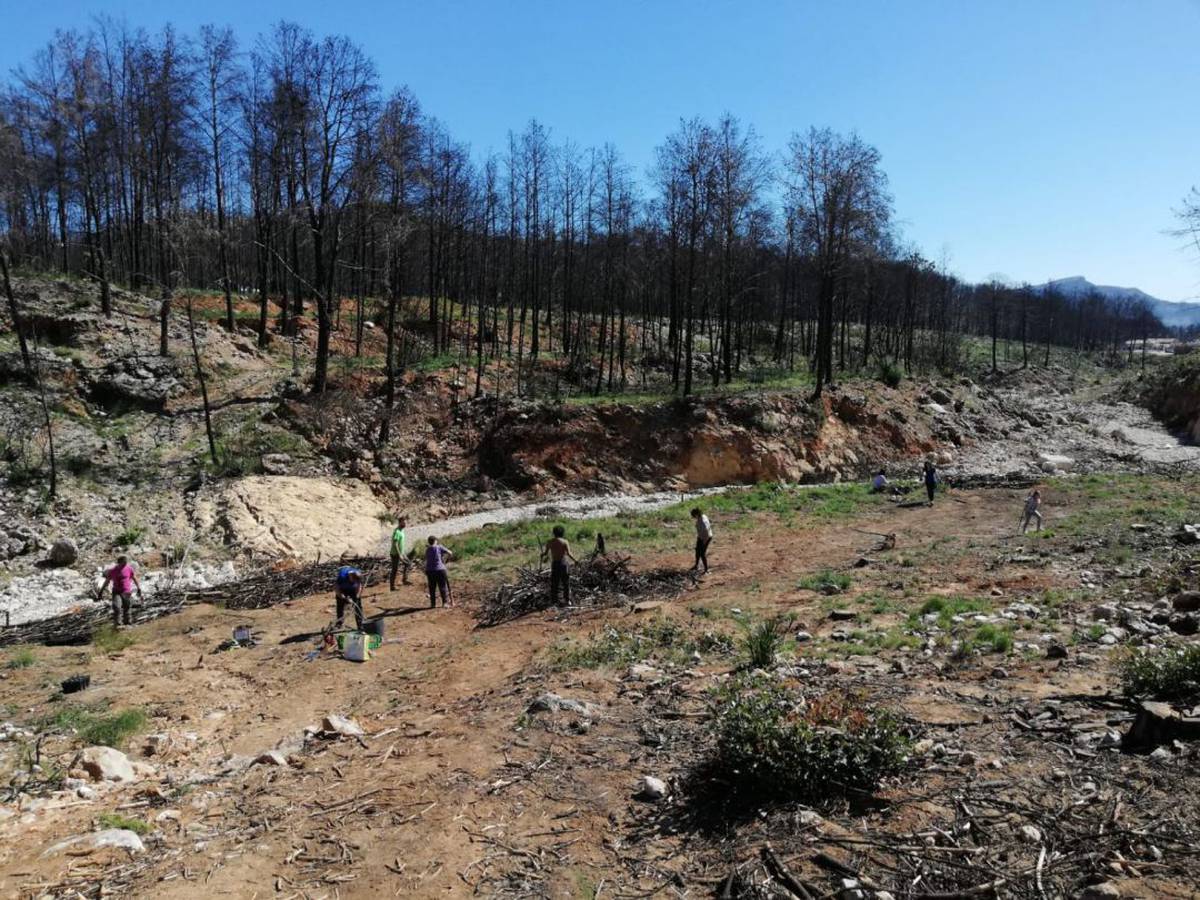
8,0 -> 1200,302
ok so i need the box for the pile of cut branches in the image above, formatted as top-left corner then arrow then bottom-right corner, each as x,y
477,553 -> 696,627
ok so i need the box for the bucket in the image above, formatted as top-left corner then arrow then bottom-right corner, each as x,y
336,632 -> 381,650
343,631 -> 370,663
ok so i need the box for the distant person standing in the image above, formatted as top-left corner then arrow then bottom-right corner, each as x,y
334,565 -> 365,631
691,507 -> 713,574
1021,490 -> 1044,533
923,460 -> 938,505
541,525 -> 578,605
96,554 -> 142,627
389,515 -> 411,590
424,536 -> 453,608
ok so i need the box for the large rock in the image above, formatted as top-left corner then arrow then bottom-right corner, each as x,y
1173,591 -> 1200,613
191,476 -> 390,560
79,746 -> 136,783
1123,701 -> 1200,750
47,539 -> 78,567
1037,453 -> 1075,473
42,828 -> 145,857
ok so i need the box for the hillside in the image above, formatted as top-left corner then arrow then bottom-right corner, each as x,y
1040,276 -> 1200,329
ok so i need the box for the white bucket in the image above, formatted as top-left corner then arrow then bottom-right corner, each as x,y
343,632 -> 370,663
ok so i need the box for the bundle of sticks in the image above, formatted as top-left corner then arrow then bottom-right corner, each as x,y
0,555 -> 386,648
477,552 -> 697,628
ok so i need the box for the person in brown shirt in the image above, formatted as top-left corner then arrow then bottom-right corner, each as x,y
541,525 -> 578,606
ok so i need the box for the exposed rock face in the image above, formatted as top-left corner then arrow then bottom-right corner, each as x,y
89,356 -> 185,412
191,476 -> 389,560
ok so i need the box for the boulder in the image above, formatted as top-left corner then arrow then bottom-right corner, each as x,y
1079,882 -> 1120,900
638,775 -> 668,801
1123,700 -> 1200,750
47,539 -> 78,567
1045,642 -> 1068,660
260,453 -> 292,476
1037,453 -> 1075,473
1173,591 -> 1200,613
79,746 -> 135,783
527,693 -> 597,717
254,750 -> 289,767
42,828 -> 145,857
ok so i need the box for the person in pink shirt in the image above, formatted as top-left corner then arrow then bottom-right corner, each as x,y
96,554 -> 143,626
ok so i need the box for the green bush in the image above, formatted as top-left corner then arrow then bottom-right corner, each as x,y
548,619 -> 701,670
878,361 -> 903,388
741,616 -> 791,669
113,525 -> 145,549
708,676 -> 910,804
1120,645 -> 1200,700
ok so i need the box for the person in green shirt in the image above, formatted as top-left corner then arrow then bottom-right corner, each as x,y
389,515 -> 412,590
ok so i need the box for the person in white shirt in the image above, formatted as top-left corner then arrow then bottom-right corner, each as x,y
691,507 -> 713,574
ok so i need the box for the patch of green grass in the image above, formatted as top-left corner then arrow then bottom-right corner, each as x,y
909,596 -> 991,630
547,618 -> 725,670
798,569 -> 852,594
5,648 -> 35,669
46,707 -> 147,748
1120,645 -> 1200,700
967,623 -> 1014,655
92,623 -> 136,654
97,813 -> 152,834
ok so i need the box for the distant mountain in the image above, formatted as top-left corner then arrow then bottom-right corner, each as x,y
1036,276 -> 1200,329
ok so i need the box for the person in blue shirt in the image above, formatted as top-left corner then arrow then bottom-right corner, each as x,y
335,565 -> 365,630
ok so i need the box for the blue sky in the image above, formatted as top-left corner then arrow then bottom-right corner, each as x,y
9,0 -> 1200,301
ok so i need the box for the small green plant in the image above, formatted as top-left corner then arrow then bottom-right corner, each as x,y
967,623 -> 1014,655
47,707 -> 147,748
910,596 -> 990,630
706,675 -> 911,805
92,623 -> 136,654
5,648 -> 35,669
98,813 -> 152,835
877,360 -> 903,388
1120,645 -> 1200,700
798,570 -> 852,594
741,616 -> 792,669
113,525 -> 145,549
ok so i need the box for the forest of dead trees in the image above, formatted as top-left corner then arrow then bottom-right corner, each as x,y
0,20 -> 1165,404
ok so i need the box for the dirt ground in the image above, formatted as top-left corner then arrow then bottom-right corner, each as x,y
1,483 -> 1199,899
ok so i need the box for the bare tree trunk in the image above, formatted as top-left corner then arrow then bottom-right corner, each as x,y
0,250 -> 32,379
186,296 -> 219,467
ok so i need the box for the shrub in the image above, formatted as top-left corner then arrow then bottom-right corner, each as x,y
878,361 -> 903,388
1120,645 -> 1200,700
742,616 -> 791,669
548,619 -> 703,670
708,676 -> 910,805
113,525 -> 145,549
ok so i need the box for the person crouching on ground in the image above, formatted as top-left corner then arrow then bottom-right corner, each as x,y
541,525 -> 577,606
1021,489 -> 1043,533
389,515 -> 411,590
425,536 -> 453,608
334,565 -> 365,631
871,469 -> 888,493
96,554 -> 142,627
691,507 -> 713,575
